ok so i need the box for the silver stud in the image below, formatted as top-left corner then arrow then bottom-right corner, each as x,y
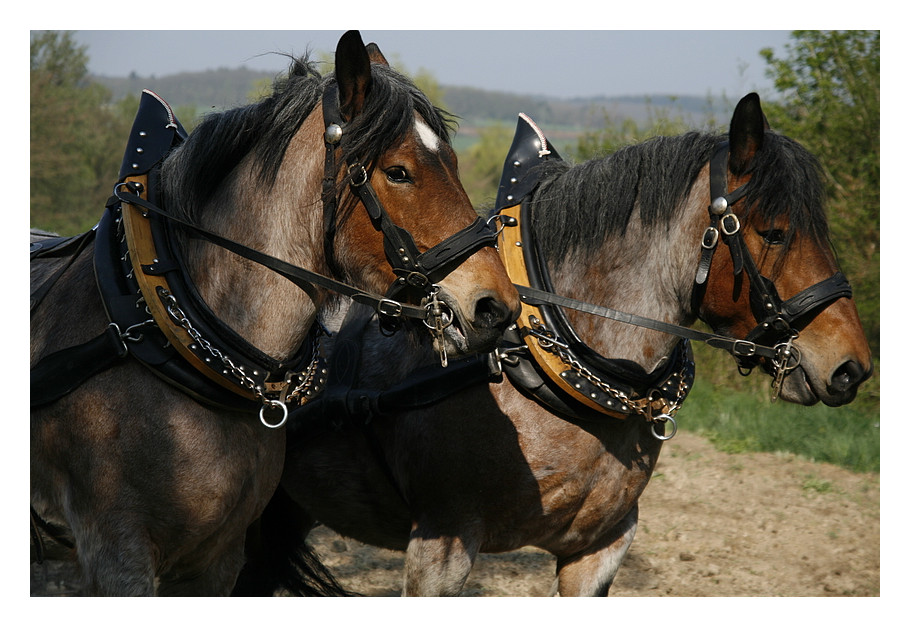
710,197 -> 728,215
136,147 -> 144,154
513,160 -> 521,167
325,123 -> 343,144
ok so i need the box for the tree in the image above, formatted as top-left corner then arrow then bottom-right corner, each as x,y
459,123 -> 515,210
31,31 -> 128,234
760,31 -> 879,352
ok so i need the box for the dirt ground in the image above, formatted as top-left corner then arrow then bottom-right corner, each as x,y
30,430 -> 879,598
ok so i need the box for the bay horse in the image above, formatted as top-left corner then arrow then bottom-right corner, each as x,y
30,31 -> 519,596
235,93 -> 872,596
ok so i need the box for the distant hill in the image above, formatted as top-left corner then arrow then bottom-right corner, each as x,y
93,68 -> 728,133
93,67 -> 279,111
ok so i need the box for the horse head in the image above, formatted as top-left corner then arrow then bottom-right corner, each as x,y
324,31 -> 520,358
698,93 -> 872,406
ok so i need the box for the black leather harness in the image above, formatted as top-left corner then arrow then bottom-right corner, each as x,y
31,83 -> 504,421
492,115 -> 855,417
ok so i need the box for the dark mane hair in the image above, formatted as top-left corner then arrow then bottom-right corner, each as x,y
158,54 -> 456,221
529,130 -> 829,266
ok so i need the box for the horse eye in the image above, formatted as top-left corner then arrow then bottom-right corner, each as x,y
759,229 -> 787,245
385,166 -> 412,184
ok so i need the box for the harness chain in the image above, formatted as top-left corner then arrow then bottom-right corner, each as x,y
160,288 -> 326,427
526,316 -> 691,440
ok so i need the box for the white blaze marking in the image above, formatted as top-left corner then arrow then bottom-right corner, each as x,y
415,118 -> 440,153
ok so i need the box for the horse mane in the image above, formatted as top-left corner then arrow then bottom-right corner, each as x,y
158,54 -> 457,222
529,130 -> 829,267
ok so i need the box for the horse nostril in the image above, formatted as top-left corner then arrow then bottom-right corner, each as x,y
474,296 -> 511,330
829,359 -> 870,393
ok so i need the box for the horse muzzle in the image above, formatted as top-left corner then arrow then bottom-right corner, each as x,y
777,357 -> 873,407
432,286 -> 519,356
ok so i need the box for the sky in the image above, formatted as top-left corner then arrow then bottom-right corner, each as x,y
71,30 -> 793,100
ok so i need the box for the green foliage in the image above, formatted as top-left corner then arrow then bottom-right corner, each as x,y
677,369 -> 880,473
459,123 -> 515,209
759,31 -> 880,354
31,32 -> 132,235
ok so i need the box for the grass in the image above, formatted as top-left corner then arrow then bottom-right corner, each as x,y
675,344 -> 880,474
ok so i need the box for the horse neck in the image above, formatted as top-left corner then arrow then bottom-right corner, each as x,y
182,116 -> 327,361
547,166 -> 709,374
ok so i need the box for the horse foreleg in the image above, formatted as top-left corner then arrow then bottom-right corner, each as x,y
72,515 -> 157,596
404,524 -> 479,596
157,536 -> 247,596
554,505 -> 638,596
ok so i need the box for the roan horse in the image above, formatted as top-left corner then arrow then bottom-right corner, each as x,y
234,93 -> 873,596
30,31 -> 519,595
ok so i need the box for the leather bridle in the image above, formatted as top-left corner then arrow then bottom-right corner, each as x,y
695,141 -> 854,391
320,82 -> 500,309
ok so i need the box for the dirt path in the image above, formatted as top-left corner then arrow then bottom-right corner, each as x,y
30,431 -> 879,597
302,431 -> 880,597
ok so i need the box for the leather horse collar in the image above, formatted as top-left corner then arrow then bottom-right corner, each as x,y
492,113 -> 694,437
95,89 -> 324,426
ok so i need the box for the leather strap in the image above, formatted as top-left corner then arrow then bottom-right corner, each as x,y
30,323 -> 128,407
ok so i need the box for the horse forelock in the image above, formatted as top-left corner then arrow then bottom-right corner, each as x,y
337,63 -> 455,173
739,132 -> 830,248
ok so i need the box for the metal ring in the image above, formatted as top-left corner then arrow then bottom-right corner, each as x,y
702,226 -> 719,249
259,399 -> 288,429
720,213 -> 741,236
424,300 -> 454,330
651,414 -> 678,441
347,164 -> 368,187
774,341 -> 802,370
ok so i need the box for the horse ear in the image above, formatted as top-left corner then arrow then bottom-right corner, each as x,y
335,30 -> 372,122
365,43 -> 389,66
728,92 -> 770,174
